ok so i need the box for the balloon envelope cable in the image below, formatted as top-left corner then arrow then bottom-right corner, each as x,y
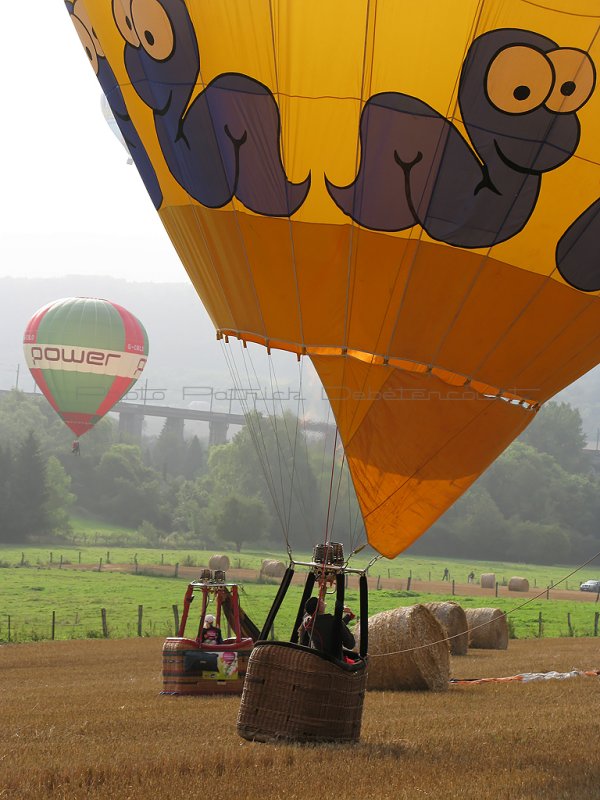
220,341 -> 291,545
242,343 -> 317,542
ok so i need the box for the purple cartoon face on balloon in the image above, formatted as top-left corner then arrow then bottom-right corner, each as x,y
327,28 -> 595,250
111,0 -> 310,217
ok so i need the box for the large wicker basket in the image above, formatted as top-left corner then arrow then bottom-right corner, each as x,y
237,641 -> 367,743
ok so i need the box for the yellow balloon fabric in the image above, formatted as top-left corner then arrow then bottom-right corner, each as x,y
64,0 -> 600,557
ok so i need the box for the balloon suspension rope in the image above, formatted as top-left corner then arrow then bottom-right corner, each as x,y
323,427 -> 338,551
305,428 -> 341,646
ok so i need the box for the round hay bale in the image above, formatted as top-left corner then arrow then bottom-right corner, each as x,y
355,605 -> 449,691
480,573 -> 495,589
208,554 -> 230,571
464,607 -> 508,650
422,601 -> 469,656
508,576 -> 529,592
261,559 -> 286,578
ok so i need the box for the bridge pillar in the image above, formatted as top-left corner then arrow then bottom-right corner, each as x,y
209,419 -> 229,447
119,411 -> 144,443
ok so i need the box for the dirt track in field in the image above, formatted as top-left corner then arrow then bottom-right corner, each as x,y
57,562 -> 600,602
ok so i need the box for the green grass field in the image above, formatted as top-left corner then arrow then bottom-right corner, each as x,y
2,547 -> 599,643
2,517 -> 599,643
2,525 -> 596,589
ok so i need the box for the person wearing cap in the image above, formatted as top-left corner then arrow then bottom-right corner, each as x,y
201,613 -> 223,645
298,596 -> 355,658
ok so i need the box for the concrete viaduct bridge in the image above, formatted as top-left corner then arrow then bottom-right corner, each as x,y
115,400 -> 244,446
1,389 -> 334,446
116,401 -> 334,445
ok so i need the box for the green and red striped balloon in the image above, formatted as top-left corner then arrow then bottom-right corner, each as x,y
23,298 -> 149,438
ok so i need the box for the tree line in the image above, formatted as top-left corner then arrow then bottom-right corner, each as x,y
0,389 -> 598,565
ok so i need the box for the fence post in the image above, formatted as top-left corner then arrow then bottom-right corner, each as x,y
137,605 -> 143,637
101,608 -> 109,638
376,575 -> 381,590
406,575 -> 412,591
50,552 -> 53,564
452,579 -> 455,596
78,551 -> 81,564
174,563 -> 179,578
98,557 -> 103,572
567,612 -> 573,636
134,555 -> 138,575
538,612 -> 543,637
495,582 -> 499,597
21,552 -> 25,566
59,555 -> 63,569
172,604 -> 180,635
428,571 -> 431,582
546,586 -> 550,600
106,551 -> 110,565
7,615 -> 11,642
387,569 -> 390,579
161,553 -> 164,566
51,610 -> 56,640
595,612 -> 599,637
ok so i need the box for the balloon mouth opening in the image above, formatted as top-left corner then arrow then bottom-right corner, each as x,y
217,330 -> 539,409
62,414 -> 97,438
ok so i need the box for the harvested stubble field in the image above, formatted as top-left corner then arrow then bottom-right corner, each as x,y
2,638 -> 600,799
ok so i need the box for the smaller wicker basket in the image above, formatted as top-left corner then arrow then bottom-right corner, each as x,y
237,641 -> 367,743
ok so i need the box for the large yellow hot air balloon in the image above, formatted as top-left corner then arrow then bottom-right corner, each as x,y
63,0 -> 600,558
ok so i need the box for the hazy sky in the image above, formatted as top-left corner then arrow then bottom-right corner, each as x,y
0,2 -> 188,284
0,5 -> 327,415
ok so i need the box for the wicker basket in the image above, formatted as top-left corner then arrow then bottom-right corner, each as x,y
162,638 -> 251,695
237,641 -> 367,743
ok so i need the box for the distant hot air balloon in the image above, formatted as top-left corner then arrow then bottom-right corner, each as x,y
24,297 -> 149,438
62,1 -> 600,559
100,93 -> 133,164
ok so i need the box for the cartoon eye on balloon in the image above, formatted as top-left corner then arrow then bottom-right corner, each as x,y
485,45 -> 555,114
545,48 -> 596,113
70,12 -> 101,74
62,3 -> 600,560
486,44 -> 595,115
113,0 -> 174,60
112,0 -> 140,47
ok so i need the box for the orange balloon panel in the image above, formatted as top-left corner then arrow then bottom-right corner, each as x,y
64,0 -> 600,556
311,356 -> 531,558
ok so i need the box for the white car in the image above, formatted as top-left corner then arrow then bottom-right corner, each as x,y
579,580 -> 600,592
